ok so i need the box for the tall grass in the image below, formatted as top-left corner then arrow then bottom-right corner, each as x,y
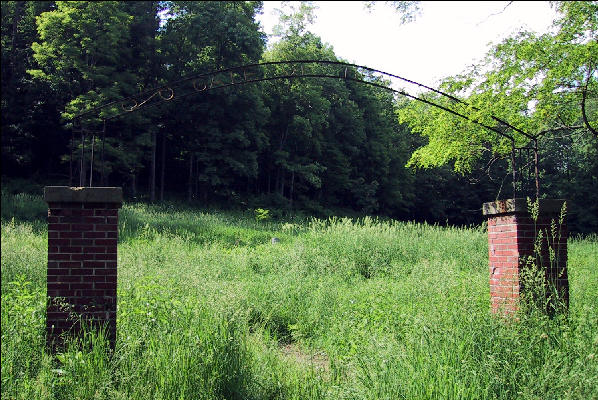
2,191 -> 597,399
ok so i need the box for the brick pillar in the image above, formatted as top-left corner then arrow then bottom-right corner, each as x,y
483,198 -> 568,315
44,186 -> 122,349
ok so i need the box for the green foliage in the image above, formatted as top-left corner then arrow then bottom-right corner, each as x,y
23,1 -> 164,188
160,1 -> 269,202
272,1 -> 318,38
539,133 -> 598,233
397,1 -> 598,173
29,1 -> 136,119
0,191 -> 47,226
254,207 -> 271,222
261,17 -> 413,214
2,192 -> 597,399
2,1 -> 597,231
1,1 -> 64,176
518,198 -> 569,315
363,1 -> 422,24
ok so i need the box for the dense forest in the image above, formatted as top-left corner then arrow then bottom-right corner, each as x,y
1,1 -> 597,232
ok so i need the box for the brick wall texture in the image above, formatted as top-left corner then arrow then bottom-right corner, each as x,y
487,212 -> 568,315
46,201 -> 120,348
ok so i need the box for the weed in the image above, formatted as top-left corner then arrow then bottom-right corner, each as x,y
1,192 -> 597,399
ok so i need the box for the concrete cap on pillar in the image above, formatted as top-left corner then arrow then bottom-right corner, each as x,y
482,198 -> 566,216
44,186 -> 123,204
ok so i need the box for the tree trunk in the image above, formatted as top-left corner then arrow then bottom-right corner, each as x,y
131,172 -> 137,198
267,169 -> 271,195
194,158 -> 200,200
89,134 -> 95,187
290,169 -> 295,209
160,132 -> 166,201
275,167 -> 281,196
188,153 -> 194,202
100,125 -> 106,186
80,133 -> 87,187
10,2 -> 24,80
202,182 -> 208,204
69,131 -> 74,186
150,130 -> 157,202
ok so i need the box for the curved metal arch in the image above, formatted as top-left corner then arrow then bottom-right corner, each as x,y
74,60 -> 531,141
72,59 -> 537,196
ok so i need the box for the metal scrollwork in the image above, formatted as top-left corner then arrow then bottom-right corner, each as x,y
73,59 -> 552,194
158,87 -> 174,101
122,87 -> 175,112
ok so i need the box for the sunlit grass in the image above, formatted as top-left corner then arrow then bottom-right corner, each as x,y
2,192 -> 597,399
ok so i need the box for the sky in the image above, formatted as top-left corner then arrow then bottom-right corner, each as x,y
256,1 -> 558,92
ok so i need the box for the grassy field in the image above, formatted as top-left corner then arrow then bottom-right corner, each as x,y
1,190 -> 597,399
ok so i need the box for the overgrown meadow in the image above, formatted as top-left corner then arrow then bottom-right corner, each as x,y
1,191 -> 597,399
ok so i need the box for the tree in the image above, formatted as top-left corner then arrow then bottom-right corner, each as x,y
396,1 -> 597,195
28,1 -> 142,186
122,1 -> 165,201
160,1 -> 268,203
363,1 -> 422,24
29,2 -> 138,119
1,1 -> 65,178
260,2 -> 414,214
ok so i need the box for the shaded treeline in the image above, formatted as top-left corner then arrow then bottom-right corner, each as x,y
2,1 -> 596,232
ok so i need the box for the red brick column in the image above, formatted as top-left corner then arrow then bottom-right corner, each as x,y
483,198 -> 568,315
44,186 -> 122,349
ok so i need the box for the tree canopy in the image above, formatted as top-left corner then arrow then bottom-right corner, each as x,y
1,0 -> 597,232
397,1 -> 597,175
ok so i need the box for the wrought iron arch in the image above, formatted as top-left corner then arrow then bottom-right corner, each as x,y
72,60 -> 543,197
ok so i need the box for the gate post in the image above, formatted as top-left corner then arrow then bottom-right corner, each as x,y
483,198 -> 568,315
44,186 -> 122,349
